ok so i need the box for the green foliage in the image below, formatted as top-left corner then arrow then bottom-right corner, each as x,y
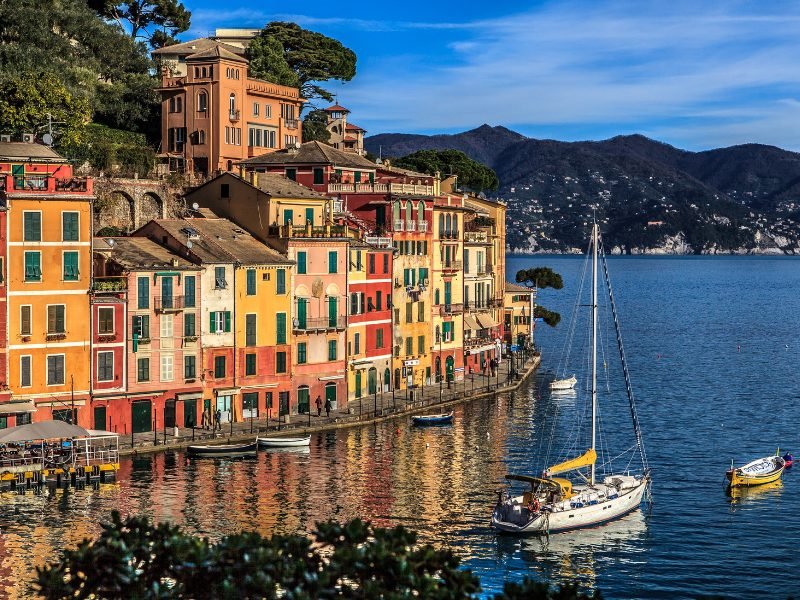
36,512 -> 599,599
88,0 -> 191,48
534,305 -> 561,328
302,109 -> 332,143
394,149 -> 499,191
515,267 -> 563,290
61,124 -> 154,175
247,22 -> 357,105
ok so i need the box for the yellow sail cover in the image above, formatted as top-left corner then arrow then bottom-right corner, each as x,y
546,449 -> 597,476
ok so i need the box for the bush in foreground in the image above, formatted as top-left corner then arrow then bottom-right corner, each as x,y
36,512 -> 600,599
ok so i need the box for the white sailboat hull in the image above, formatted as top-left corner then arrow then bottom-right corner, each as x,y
491,477 -> 648,534
549,375 -> 577,390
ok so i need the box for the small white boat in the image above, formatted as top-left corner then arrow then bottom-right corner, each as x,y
550,375 -> 577,390
257,436 -> 311,448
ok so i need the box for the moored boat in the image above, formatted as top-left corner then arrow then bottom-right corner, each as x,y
726,455 -> 785,488
187,441 -> 257,457
549,375 -> 577,391
411,412 -> 454,426
257,436 -> 311,448
782,452 -> 793,468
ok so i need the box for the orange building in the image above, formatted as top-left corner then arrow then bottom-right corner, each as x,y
154,39 -> 305,176
0,143 -> 93,426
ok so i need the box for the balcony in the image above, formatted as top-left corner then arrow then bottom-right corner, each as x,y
154,295 -> 185,312
293,316 -> 346,332
417,221 -> 429,232
229,109 -> 241,121
92,276 -> 127,293
283,118 -> 299,130
328,183 -> 388,194
365,236 -> 392,249
394,219 -> 405,232
406,220 -> 416,232
464,336 -> 492,349
442,260 -> 462,272
439,303 -> 464,316
2,175 -> 92,195
464,231 -> 488,243
389,183 -> 434,195
268,224 -> 348,239
439,229 -> 461,240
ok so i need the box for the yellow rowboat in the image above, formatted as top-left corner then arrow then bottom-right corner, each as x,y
726,455 -> 785,488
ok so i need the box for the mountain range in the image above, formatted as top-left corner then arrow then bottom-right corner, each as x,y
366,126 -> 800,254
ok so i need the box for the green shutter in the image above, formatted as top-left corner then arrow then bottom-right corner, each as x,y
276,313 -> 286,344
328,251 -> 337,273
246,269 -> 256,295
224,311 -> 231,332
63,251 -> 79,281
210,312 -> 217,333
24,252 -> 41,281
297,252 -> 306,274
184,276 -> 196,307
138,277 -> 149,309
276,269 -> 286,294
354,171 -> 361,183
63,212 -> 79,241
328,297 -> 337,327
297,299 -> 307,328
305,207 -> 314,224
24,213 -> 41,242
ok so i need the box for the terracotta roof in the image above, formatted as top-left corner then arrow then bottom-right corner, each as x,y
343,136 -> 358,142
240,141 -> 376,169
324,104 -> 350,113
255,173 -> 329,199
0,142 -> 66,162
378,164 -> 431,179
186,44 -> 248,63
155,218 -> 290,265
345,123 -> 366,132
95,237 -> 197,271
152,37 -> 245,57
505,282 -> 533,293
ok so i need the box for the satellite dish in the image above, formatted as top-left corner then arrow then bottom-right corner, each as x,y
192,202 -> 199,210
42,133 -> 53,146
311,278 -> 324,298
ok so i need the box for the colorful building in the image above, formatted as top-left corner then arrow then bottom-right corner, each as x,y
503,282 -> 535,349
1,143 -> 93,426
154,40 -> 305,176
323,104 -> 367,155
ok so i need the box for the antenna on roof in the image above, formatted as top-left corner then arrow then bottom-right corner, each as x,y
376,145 -> 383,165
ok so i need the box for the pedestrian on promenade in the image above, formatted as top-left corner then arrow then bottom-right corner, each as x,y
215,408 -> 222,431
315,395 -> 322,416
490,358 -> 498,377
324,397 -> 332,418
201,409 -> 209,430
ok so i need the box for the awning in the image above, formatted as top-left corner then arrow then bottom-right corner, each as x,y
214,388 -> 240,396
477,314 -> 497,329
464,315 -> 480,330
176,392 -> 203,400
0,402 -> 37,415
0,420 -> 90,443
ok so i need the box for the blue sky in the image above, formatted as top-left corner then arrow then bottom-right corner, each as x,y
186,0 -> 800,151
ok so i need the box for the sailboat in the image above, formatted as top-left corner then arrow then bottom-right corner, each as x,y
491,222 -> 651,534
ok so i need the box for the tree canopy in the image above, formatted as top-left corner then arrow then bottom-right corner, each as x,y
247,22 -> 357,106
87,0 -> 191,48
393,149 -> 500,192
302,109 -> 332,143
516,267 -> 564,328
36,512 -> 600,599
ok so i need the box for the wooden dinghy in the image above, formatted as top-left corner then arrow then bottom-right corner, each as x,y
726,455 -> 785,488
187,441 -> 258,457
411,412 -> 454,426
257,436 -> 311,448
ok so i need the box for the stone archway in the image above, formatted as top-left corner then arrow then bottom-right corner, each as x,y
139,191 -> 163,224
95,190 -> 135,233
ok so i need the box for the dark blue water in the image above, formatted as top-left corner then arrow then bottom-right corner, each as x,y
1,256 -> 799,599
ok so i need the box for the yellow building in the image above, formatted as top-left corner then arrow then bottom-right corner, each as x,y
503,282 -> 535,349
2,144 -> 93,426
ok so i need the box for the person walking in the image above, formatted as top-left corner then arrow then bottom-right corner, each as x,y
315,395 -> 322,417
215,408 -> 222,431
324,397 -> 332,418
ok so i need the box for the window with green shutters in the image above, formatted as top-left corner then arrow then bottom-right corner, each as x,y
246,314 -> 256,346
328,297 -> 337,328
24,251 -> 41,282
354,171 -> 361,183
246,269 -> 256,295
327,340 -> 337,361
376,328 -> 384,349
214,355 -> 226,378
328,251 -> 337,273
184,276 -> 196,307
133,315 -> 150,339
305,207 -> 313,225
245,353 -> 256,376
350,293 -> 358,316
209,311 -> 231,333
313,168 -> 324,184
443,321 -> 452,341
297,252 -> 307,274
214,267 -> 227,289
376,291 -> 382,311
405,336 -> 413,356
297,298 -> 307,329
137,277 -> 149,309
63,251 -> 79,281
406,302 -> 412,323
276,313 -> 286,344
276,351 -> 287,373
418,302 -> 425,322
419,268 -> 428,284
137,358 -> 150,382
297,342 -> 307,364
23,212 -> 41,241
62,212 -> 79,241
418,335 -> 425,354
276,269 -> 286,294
184,355 -> 196,378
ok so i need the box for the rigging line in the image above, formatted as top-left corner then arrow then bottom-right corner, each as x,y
597,444 -> 638,470
599,236 -> 650,471
554,248 -> 591,379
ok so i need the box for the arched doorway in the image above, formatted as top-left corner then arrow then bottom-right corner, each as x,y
325,382 -> 337,410
394,368 -> 401,389
367,367 -> 377,395
139,191 -> 163,224
355,370 -> 362,399
435,356 -> 442,381
384,368 -> 391,392
96,190 -> 135,232
297,385 -> 310,414
445,356 -> 455,382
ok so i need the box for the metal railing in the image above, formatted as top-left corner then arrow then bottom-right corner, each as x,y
389,183 -> 434,195
229,109 -> 241,121
464,230 -> 488,243
93,277 -> 127,292
439,303 -> 464,315
393,219 -> 405,232
328,183 -> 388,193
284,118 -> 299,129
293,316 -> 346,331
365,236 -> 392,248
417,221 -> 429,232
442,260 -> 462,271
154,296 -> 185,311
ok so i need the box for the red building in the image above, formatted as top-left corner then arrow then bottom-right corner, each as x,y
0,206 -> 9,419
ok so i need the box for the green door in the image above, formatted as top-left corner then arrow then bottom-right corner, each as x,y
325,383 -> 337,409
161,277 -> 173,308
368,368 -> 377,395
184,399 -> 197,427
11,164 -> 23,188
297,298 -> 307,329
446,356 -> 455,382
94,405 -> 107,431
131,400 -> 152,434
164,400 -> 176,428
284,210 -> 293,225
328,297 -> 337,328
305,207 -> 314,225
298,387 -> 310,413
355,371 -> 362,399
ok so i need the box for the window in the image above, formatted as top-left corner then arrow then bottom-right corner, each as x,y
63,251 -> 79,281
406,302 -> 412,323
133,314 -> 150,339
98,307 -> 114,334
253,102 -> 260,116
297,251 -> 307,274
313,168 -> 324,184
229,93 -> 236,116
210,311 -> 231,334
405,336 -> 413,356
215,267 -> 227,289
179,313 -> 194,338
276,313 -> 286,344
376,328 -> 384,349
328,340 -> 337,361
23,211 -> 41,241
376,291 -> 382,311
214,355 -> 226,378
24,251 -> 41,282
243,392 -> 258,413
368,254 -> 375,274
198,130 -> 205,144
137,358 -> 150,382
157,355 -> 172,382
418,335 -> 425,354
276,351 -> 287,373
198,91 -> 207,112
20,356 -> 31,387
418,302 -> 425,322
245,353 -> 257,375
184,275 -> 196,307
246,269 -> 256,295
297,342 -> 307,364
328,251 -> 337,274
350,293 -> 359,316
383,253 -> 389,273
20,305 -> 31,336
184,355 -> 196,379
354,333 -> 360,355
160,313 -> 173,338
137,277 -> 149,309
246,314 -> 256,346
62,212 -> 79,241
276,269 -> 286,294
47,305 -> 65,334
47,355 -> 65,385
98,352 -> 114,382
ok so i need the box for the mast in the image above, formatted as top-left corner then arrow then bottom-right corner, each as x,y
590,222 -> 598,486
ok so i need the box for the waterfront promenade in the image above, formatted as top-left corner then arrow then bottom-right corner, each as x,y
118,352 -> 541,456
